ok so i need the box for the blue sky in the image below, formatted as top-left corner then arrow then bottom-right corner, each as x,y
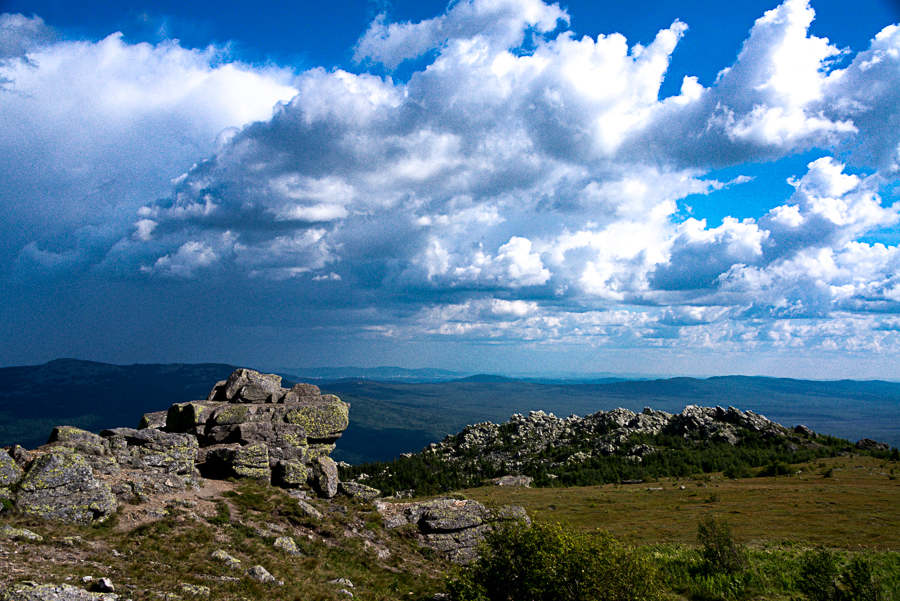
2,0 -> 900,378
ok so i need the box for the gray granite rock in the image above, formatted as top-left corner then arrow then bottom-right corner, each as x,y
311,456 -> 339,498
15,450 -> 116,525
0,451 -> 22,487
338,481 -> 381,502
376,497 -> 529,563
0,583 -> 119,600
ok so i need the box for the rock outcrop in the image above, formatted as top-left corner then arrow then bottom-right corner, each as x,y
161,368 -> 349,487
0,368 -> 358,525
376,497 -> 529,563
402,404 -> 825,484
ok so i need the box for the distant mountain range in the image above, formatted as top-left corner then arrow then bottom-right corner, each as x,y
1,359 -> 898,462
278,366 -> 466,382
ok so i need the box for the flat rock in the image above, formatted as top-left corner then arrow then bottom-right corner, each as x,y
338,481 -> 381,502
0,525 -> 43,542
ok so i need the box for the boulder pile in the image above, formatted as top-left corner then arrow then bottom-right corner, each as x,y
0,369 -> 368,525
160,368 -> 350,494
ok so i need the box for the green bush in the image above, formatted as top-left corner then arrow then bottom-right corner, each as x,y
697,516 -> 748,576
799,549 -> 884,601
723,463 -> 753,479
447,520 -> 663,601
800,549 -> 842,601
756,460 -> 793,477
840,556 -> 883,601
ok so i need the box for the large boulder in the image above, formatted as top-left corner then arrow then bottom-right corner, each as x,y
377,498 -> 529,563
101,427 -> 199,486
311,456 -> 339,498
856,438 -> 890,452
15,450 -> 116,524
0,451 -> 22,487
202,443 -> 271,480
217,368 -> 285,403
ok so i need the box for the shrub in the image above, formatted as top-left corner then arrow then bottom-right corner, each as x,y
756,460 -> 792,477
840,556 -> 883,601
448,520 -> 662,601
697,515 -> 748,576
799,549 -> 842,601
799,549 -> 884,601
723,463 -> 753,479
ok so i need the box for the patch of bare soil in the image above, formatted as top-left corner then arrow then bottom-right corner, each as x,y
110,477 -> 238,530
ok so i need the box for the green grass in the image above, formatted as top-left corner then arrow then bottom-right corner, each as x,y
458,455 -> 900,550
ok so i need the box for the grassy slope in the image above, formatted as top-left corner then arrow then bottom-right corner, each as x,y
459,455 -> 900,550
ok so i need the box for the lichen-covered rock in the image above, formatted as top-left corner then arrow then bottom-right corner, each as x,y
287,492 -> 323,519
0,451 -> 22,486
0,524 -> 43,541
0,583 -> 119,600
274,536 -> 301,556
224,369 -> 283,403
311,456 -> 339,498
15,450 -> 116,524
273,460 -> 310,488
284,397 -> 349,440
211,549 -> 242,569
101,428 -> 199,485
156,368 -> 349,497
179,584 -> 210,597
376,498 -> 529,563
166,402 -> 216,434
8,445 -> 33,470
46,426 -> 107,456
245,565 -> 276,583
203,444 -> 270,481
138,410 -> 168,430
283,382 -> 321,402
339,481 -> 381,502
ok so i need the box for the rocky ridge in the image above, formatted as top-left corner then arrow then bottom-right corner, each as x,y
345,403 -> 895,496
428,404 -> 799,473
